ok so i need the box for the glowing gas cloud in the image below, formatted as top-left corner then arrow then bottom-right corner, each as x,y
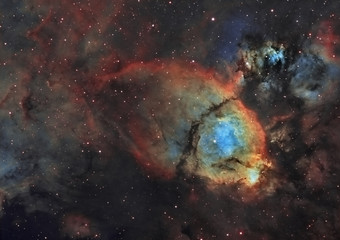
96,62 -> 270,190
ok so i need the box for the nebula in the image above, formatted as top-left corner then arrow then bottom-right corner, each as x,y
181,99 -> 269,187
1,0 -> 340,239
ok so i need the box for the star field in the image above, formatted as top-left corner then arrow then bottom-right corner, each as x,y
0,0 -> 340,240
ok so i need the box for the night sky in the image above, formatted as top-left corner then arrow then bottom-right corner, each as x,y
1,0 -> 340,239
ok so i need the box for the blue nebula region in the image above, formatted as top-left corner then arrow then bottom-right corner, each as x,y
268,48 -> 285,66
198,117 -> 244,165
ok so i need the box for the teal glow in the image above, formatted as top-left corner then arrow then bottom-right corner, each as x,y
198,117 -> 244,165
268,48 -> 285,65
